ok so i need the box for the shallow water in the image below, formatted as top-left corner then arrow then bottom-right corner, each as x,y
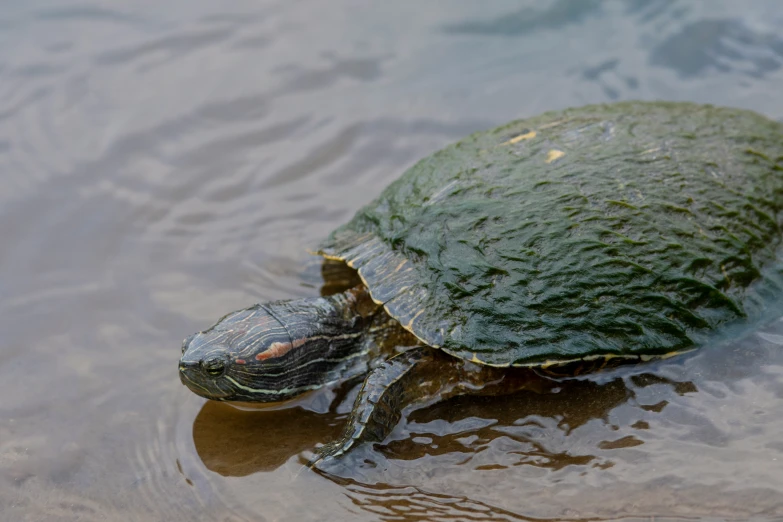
2,1 -> 783,520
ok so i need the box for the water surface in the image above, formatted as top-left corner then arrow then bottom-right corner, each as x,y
2,1 -> 783,520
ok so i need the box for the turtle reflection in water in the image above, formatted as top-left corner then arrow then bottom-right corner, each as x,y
179,101 -> 783,465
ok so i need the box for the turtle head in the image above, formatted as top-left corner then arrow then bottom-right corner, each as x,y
179,293 -> 373,402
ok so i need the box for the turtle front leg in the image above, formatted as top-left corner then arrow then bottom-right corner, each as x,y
311,347 -> 431,465
309,347 -> 549,467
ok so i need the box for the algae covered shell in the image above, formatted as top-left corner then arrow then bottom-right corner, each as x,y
319,101 -> 783,368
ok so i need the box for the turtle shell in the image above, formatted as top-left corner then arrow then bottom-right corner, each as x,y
319,101 -> 783,368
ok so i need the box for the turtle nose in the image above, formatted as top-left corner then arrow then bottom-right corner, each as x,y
179,358 -> 199,371
178,357 -> 200,386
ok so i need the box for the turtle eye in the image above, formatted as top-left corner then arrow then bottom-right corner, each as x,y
201,355 -> 226,377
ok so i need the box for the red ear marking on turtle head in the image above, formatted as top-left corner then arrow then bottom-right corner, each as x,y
255,340 -> 297,361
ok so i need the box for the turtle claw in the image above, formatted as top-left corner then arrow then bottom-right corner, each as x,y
302,448 -> 327,470
306,406 -> 386,469
303,439 -> 364,474
306,441 -> 350,469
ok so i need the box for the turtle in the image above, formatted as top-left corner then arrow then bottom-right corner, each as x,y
179,101 -> 783,464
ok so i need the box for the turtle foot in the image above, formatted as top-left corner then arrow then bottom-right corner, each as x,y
307,346 -> 435,467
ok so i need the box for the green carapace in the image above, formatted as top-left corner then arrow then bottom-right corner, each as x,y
179,101 -> 783,464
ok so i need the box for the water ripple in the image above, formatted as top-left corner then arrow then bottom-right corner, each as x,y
651,19 -> 783,78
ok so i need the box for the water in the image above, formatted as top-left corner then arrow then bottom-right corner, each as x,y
2,1 -> 783,520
